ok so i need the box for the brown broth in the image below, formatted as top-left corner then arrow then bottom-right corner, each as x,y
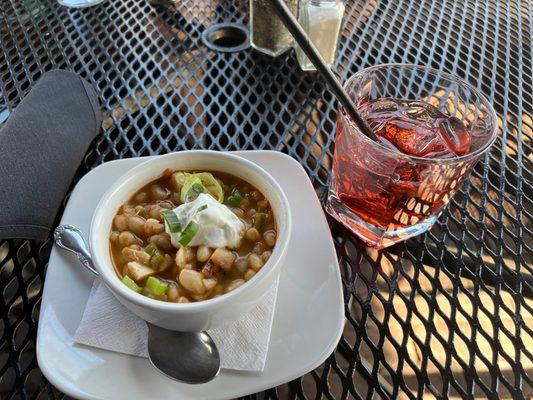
109,170 -> 277,302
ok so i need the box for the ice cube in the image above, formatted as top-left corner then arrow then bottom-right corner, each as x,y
360,98 -> 471,158
438,116 -> 471,156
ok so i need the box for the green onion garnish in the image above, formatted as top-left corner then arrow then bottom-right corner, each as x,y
197,204 -> 208,213
181,176 -> 203,202
161,210 -> 181,233
226,188 -> 244,206
145,276 -> 169,296
122,276 -> 142,293
144,242 -> 158,256
181,173 -> 224,203
253,212 -> 266,231
149,250 -> 165,269
194,172 -> 224,203
184,182 -> 206,202
192,182 -> 205,194
179,221 -> 199,246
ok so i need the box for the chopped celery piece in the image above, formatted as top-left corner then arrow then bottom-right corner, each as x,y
161,210 -> 181,233
122,276 -> 142,293
226,188 -> 244,206
179,221 -> 199,246
144,242 -> 158,255
145,276 -> 169,296
150,250 -> 165,269
197,204 -> 208,213
253,212 -> 266,231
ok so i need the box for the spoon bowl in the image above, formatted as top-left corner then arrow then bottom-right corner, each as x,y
147,325 -> 220,383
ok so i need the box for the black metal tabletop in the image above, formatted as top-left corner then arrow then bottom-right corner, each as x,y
0,0 -> 531,398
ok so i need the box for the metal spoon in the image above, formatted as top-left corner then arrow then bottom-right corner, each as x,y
53,224 -> 221,384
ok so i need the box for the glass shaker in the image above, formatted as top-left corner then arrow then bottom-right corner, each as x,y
250,0 -> 299,57
296,0 -> 345,71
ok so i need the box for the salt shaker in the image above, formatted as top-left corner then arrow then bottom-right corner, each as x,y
250,0 -> 299,57
296,0 -> 345,71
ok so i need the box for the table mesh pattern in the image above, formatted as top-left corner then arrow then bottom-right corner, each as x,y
0,0 -> 531,398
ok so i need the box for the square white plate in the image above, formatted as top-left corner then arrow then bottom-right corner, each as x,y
37,151 -> 344,400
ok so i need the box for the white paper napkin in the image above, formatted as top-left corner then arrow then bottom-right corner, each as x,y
74,277 -> 279,371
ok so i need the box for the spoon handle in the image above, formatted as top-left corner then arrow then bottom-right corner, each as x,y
54,225 -> 99,276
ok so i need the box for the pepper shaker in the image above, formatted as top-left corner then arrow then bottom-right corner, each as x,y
296,0 -> 345,71
250,0 -> 299,57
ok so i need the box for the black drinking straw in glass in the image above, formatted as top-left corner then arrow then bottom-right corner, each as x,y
267,0 -> 378,142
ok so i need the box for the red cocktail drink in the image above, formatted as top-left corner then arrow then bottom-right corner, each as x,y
327,65 -> 498,249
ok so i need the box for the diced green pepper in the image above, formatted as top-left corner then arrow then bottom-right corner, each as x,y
253,212 -> 266,231
150,250 -> 165,269
197,204 -> 208,213
179,221 -> 199,246
122,276 -> 142,293
226,188 -> 244,206
161,210 -> 181,233
145,276 -> 169,296
144,242 -> 158,256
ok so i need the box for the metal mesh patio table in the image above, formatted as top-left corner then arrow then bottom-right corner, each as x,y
0,0 -> 531,398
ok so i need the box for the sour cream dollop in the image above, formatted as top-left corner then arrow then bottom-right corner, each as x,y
165,193 -> 245,249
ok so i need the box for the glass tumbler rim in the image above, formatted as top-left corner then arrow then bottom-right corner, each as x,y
340,63 -> 499,165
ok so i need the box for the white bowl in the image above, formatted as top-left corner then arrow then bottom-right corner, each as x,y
90,150 -> 291,332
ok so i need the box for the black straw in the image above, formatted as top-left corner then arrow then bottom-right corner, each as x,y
267,0 -> 378,141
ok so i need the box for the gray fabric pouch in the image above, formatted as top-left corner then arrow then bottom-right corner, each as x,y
0,70 -> 101,241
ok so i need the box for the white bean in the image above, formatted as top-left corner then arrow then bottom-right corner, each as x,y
245,227 -> 261,242
210,248 -> 235,271
179,269 -> 206,295
118,231 -> 137,247
127,215 -> 145,236
144,218 -> 164,235
149,184 -> 168,200
197,246 -> 212,263
234,257 -> 248,273
114,214 -> 128,231
110,231 -> 119,243
264,230 -> 276,247
167,284 -> 179,302
202,278 -> 217,291
225,279 -> 245,293
149,234 -> 172,251
134,191 -> 149,203
261,251 -> 272,263
121,246 -> 150,264
176,247 -> 196,269
244,269 -> 256,281
248,253 -> 263,271
147,205 -> 163,221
